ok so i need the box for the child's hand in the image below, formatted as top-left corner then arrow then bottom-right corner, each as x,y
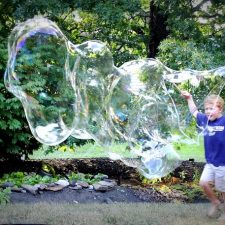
181,90 -> 192,99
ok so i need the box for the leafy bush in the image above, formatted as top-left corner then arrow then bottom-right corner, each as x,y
0,172 -> 60,187
68,172 -> 104,184
157,38 -> 225,70
172,183 -> 203,203
0,188 -> 11,204
0,37 -> 40,159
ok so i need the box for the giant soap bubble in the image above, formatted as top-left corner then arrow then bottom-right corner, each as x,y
5,16 -> 225,179
107,59 -> 181,178
71,40 -> 122,145
4,18 -> 78,145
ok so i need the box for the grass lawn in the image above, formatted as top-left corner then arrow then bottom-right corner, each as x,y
29,142 -> 132,159
29,140 -> 205,162
174,140 -> 204,162
0,202 -> 222,225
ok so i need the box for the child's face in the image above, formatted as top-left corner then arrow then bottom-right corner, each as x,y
204,103 -> 222,121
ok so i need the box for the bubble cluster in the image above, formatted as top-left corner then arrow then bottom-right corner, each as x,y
5,17 -> 225,179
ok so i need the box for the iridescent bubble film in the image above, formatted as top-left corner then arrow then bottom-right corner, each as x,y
71,40 -> 121,145
107,59 -> 181,178
5,17 -> 225,179
4,17 -> 79,145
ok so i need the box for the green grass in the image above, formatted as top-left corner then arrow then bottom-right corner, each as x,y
29,142 -> 133,159
29,140 -> 205,162
0,202 -> 222,225
174,141 -> 204,162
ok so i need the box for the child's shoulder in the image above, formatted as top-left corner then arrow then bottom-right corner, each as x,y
220,114 -> 225,120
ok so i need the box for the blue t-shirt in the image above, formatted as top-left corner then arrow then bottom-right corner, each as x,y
197,112 -> 225,166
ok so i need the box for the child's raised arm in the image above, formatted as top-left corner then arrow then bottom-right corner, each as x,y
181,90 -> 198,118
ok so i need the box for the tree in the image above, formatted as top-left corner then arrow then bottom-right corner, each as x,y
0,0 -> 78,158
154,0 -> 225,69
148,0 -> 168,57
68,0 -> 150,65
1,0 -> 225,159
154,0 -> 225,130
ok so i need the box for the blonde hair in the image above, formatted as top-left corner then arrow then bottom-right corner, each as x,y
204,94 -> 224,110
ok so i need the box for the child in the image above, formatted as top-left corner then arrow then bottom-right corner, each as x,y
181,91 -> 225,221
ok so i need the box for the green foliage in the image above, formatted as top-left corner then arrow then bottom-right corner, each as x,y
172,183 -> 204,203
157,38 -> 225,70
41,163 -> 56,176
0,0 -> 76,159
30,142 -> 132,159
0,4 -> 34,158
0,0 -> 149,158
65,136 -> 91,147
140,167 -> 205,203
71,0 -> 149,65
154,0 -> 225,40
1,0 -> 225,159
58,145 -> 75,153
155,1 -> 225,136
155,0 -> 225,71
9,0 -> 75,21
0,172 -> 60,187
0,48 -> 40,159
141,177 -> 162,185
68,172 -> 104,184
0,188 -> 11,205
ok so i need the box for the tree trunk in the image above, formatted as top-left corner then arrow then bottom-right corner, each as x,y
148,0 -> 169,58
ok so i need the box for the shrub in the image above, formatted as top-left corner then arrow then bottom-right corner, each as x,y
0,188 -> 11,204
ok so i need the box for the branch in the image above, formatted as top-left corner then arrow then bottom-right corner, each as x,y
116,43 -> 125,52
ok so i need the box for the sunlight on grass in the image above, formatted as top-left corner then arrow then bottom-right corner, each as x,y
174,141 -> 204,162
0,202 -> 221,225
29,142 -> 133,159
29,139 -> 205,162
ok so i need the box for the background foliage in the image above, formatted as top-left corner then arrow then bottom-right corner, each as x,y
0,0 -> 224,159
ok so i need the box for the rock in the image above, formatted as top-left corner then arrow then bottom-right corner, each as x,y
38,184 -> 48,190
55,179 -> 69,187
76,181 -> 89,188
93,183 -> 106,192
33,184 -> 41,190
1,181 -> 14,188
47,183 -> 56,187
93,180 -> 116,192
69,184 -> 82,190
45,185 -> 65,192
94,174 -> 108,180
21,184 -> 38,195
102,179 -> 117,186
98,180 -> 116,188
11,187 -> 25,193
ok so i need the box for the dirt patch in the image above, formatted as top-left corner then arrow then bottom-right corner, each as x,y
10,186 -> 142,204
10,185 -> 179,204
